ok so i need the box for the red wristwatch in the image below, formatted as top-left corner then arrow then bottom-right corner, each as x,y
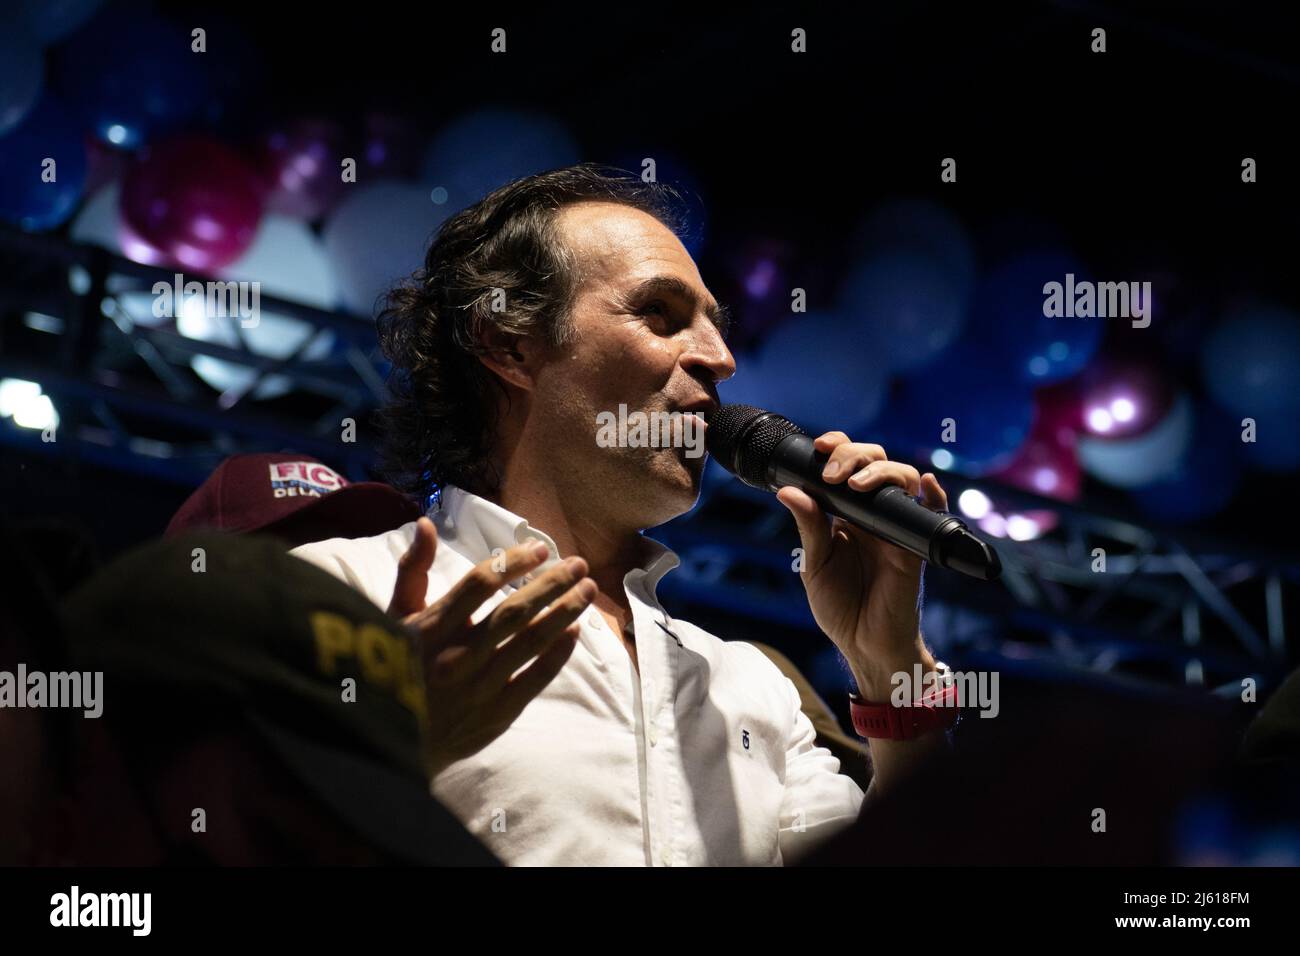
849,664 -> 960,740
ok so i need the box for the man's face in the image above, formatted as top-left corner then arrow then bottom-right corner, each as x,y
531,202 -> 736,527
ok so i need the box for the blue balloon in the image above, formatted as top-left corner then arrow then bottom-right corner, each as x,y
840,251 -> 970,373
421,110 -> 581,213
747,311 -> 891,436
1129,404 -> 1243,523
0,93 -> 87,231
717,348 -> 771,410
19,0 -> 104,43
0,21 -> 43,137
1201,305 -> 1300,415
611,151 -> 707,257
970,251 -> 1105,384
1240,407 -> 1300,472
887,341 -> 1036,474
851,198 -> 976,297
53,10 -> 212,148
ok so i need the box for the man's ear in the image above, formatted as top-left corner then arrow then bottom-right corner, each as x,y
476,326 -> 537,392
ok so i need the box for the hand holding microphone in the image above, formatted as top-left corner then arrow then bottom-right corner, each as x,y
704,403 -> 1001,711
704,404 -> 1001,582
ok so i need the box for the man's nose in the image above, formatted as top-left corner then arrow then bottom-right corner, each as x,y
681,321 -> 736,385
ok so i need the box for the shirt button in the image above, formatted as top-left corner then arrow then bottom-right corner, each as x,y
660,847 -> 673,867
648,723 -> 658,746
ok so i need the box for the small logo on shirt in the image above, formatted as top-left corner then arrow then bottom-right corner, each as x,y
741,728 -> 750,750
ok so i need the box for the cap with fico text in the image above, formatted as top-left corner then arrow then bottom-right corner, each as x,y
165,453 -> 419,548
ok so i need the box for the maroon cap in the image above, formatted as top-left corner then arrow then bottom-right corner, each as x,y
165,453 -> 420,549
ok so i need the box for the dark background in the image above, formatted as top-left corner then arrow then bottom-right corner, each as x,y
8,0 -> 1299,555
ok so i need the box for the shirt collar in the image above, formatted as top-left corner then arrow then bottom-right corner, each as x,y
429,485 -> 680,604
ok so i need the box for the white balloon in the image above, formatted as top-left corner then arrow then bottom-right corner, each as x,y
221,214 -> 339,309
1077,392 -> 1192,488
69,184 -> 122,251
323,181 -> 449,317
183,308 -> 331,401
182,216 -> 338,399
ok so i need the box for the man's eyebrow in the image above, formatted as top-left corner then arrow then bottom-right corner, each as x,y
619,275 -> 732,337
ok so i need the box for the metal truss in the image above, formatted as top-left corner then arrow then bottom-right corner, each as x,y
655,461 -> 1298,693
0,226 -> 387,485
4,226 -> 1295,691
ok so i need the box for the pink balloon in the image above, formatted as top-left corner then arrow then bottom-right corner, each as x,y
120,136 -> 263,272
255,117 -> 346,221
990,383 -> 1083,502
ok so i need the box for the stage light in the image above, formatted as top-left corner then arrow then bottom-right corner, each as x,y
1079,356 -> 1176,439
931,448 -> 955,470
12,394 -> 58,430
179,293 -> 207,325
1005,513 -> 1039,541
1032,466 -> 1059,493
1079,393 -> 1193,488
1111,396 -> 1137,423
1087,407 -> 1114,433
0,378 -> 59,431
978,511 -> 1008,537
0,378 -> 41,417
22,312 -> 64,334
958,488 -> 992,519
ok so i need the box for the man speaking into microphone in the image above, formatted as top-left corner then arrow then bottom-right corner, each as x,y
291,164 -> 956,865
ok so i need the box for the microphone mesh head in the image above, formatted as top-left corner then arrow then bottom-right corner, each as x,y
704,404 -> 803,490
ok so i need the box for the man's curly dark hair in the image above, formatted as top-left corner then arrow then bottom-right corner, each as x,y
374,164 -> 687,504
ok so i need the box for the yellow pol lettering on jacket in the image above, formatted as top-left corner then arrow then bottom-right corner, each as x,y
310,611 -> 425,717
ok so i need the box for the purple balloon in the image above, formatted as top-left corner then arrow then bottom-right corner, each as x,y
360,113 -> 424,181
256,117 -> 346,222
85,134 -> 129,194
120,136 -> 263,272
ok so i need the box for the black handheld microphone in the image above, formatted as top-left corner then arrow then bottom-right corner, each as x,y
704,404 -> 1002,582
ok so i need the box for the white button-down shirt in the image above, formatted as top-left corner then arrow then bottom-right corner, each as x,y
290,485 -> 864,865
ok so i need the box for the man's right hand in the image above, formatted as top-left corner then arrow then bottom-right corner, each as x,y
388,517 -> 597,778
